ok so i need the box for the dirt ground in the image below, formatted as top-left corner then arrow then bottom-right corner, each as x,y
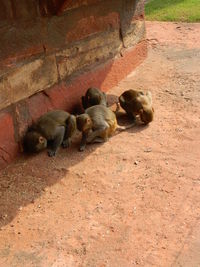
0,21 -> 200,267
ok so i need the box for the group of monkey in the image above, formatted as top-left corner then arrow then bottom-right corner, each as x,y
24,88 -> 154,156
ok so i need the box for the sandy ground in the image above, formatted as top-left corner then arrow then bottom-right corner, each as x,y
0,21 -> 200,267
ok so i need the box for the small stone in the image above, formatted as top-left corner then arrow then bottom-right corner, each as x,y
144,148 -> 152,153
2,214 -> 8,220
134,160 -> 139,165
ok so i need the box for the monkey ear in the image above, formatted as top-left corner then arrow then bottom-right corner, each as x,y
39,136 -> 45,144
152,107 -> 155,112
85,117 -> 91,124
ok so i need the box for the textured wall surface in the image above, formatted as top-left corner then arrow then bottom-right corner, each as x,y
0,0 -> 147,168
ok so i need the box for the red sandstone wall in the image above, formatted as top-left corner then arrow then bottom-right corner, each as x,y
0,0 -> 147,168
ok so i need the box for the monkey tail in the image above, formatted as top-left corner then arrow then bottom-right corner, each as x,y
116,122 -> 135,132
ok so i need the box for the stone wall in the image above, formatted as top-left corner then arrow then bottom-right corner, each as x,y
0,0 -> 147,168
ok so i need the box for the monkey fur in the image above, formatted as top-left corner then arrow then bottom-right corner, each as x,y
81,87 -> 107,109
76,105 -> 135,151
119,89 -> 154,124
23,110 -> 76,157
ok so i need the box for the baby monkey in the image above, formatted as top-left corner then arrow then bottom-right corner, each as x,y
77,105 -> 135,151
119,89 -> 154,124
81,87 -> 107,109
24,110 -> 76,157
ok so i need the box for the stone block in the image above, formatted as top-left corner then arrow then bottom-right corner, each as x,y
47,11 -> 119,48
27,92 -> 53,122
56,29 -> 122,79
12,101 -> 32,142
58,0 -> 102,13
66,12 -> 119,43
0,20 -> 47,69
0,55 -> 58,110
0,111 -> 18,169
122,20 -> 146,48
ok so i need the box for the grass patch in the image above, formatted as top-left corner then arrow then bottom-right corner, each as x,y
145,0 -> 200,22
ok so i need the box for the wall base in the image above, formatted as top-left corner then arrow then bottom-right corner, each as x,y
0,40 -> 147,169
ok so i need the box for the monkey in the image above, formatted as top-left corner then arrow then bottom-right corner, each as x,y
23,110 -> 76,157
76,105 -> 135,151
81,87 -> 107,109
118,89 -> 154,124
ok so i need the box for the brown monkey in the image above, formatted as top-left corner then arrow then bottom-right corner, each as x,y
76,105 -> 135,151
24,110 -> 76,157
119,89 -> 154,124
81,87 -> 107,109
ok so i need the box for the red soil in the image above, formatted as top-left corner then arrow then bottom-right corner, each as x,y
0,21 -> 200,266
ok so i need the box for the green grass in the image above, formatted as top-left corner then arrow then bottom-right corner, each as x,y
145,0 -> 200,22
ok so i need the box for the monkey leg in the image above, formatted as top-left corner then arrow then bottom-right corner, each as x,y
79,132 -> 88,152
48,126 -> 65,157
86,125 -> 109,143
62,138 -> 71,148
62,128 -> 71,148
62,115 -> 76,148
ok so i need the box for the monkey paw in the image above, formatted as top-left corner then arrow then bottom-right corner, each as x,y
79,146 -> 85,152
48,150 -> 56,157
62,140 -> 70,148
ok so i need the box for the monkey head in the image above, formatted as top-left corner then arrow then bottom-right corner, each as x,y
24,131 -> 47,153
76,114 -> 93,132
139,107 -> 154,124
88,94 -> 101,106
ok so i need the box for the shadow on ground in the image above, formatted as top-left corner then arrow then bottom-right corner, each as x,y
0,94 -> 146,228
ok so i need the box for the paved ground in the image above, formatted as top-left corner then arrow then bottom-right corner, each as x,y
0,21 -> 200,267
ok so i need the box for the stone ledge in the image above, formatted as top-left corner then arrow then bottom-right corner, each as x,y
0,55 -> 58,110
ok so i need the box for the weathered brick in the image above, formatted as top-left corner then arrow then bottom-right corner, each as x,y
66,12 -> 119,43
45,83 -> 76,111
120,0 -> 145,41
56,29 -> 121,58
133,0 -> 145,19
0,112 -> 18,169
47,11 -> 119,49
59,0 -> 103,13
12,101 -> 32,142
0,55 -> 58,110
57,29 -> 122,79
0,20 -> 47,69
27,92 -> 53,122
39,0 -> 102,16
122,20 -> 146,48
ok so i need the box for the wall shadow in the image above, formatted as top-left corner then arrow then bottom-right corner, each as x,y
0,0 -> 147,228
0,98 -> 147,228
